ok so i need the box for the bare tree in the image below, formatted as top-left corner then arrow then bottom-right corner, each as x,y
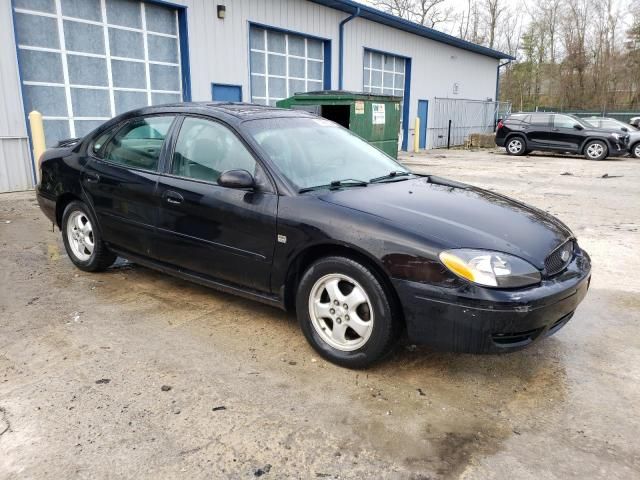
484,0 -> 502,50
371,0 -> 453,28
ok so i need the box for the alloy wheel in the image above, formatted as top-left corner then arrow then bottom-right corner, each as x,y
634,144 -> 640,158
508,139 -> 523,154
308,273 -> 374,351
66,210 -> 94,261
586,142 -> 605,159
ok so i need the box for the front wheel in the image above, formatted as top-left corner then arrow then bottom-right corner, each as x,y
583,140 -> 608,160
505,137 -> 526,156
296,256 -> 400,369
631,143 -> 640,159
62,201 -> 116,272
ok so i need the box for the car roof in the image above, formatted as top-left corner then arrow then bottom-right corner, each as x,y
118,102 -> 314,125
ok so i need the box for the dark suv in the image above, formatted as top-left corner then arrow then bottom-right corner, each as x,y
495,112 -> 629,160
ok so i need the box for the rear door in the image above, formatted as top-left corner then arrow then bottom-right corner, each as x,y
548,114 -> 583,152
524,113 -> 552,147
83,115 -> 175,257
154,116 -> 278,292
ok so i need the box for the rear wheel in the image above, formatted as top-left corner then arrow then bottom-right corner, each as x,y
296,256 -> 399,369
584,140 -> 608,160
631,143 -> 640,159
505,137 -> 526,156
62,201 -> 116,272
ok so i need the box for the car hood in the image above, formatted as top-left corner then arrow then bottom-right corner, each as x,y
318,176 -> 573,269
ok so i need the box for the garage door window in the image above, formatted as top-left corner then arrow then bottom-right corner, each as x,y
249,25 -> 325,106
363,50 -> 405,97
13,0 -> 183,146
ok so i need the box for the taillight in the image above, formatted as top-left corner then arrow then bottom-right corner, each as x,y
497,120 -> 504,131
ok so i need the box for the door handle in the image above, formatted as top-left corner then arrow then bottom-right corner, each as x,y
163,191 -> 184,205
84,172 -> 100,183
552,128 -> 560,131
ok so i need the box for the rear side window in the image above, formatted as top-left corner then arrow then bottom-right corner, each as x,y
506,114 -> 529,125
530,114 -> 551,126
102,116 -> 175,171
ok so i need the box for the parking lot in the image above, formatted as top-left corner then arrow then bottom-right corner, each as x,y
1,148 -> 639,479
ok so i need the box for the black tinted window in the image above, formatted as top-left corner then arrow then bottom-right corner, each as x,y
530,114 -> 551,126
102,116 -> 174,171
171,117 -> 257,183
508,114 -> 528,122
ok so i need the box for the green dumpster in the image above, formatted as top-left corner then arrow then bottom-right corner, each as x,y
276,90 -> 402,158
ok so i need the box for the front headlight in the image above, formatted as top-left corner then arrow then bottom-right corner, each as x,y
439,249 -> 541,288
610,133 -> 622,140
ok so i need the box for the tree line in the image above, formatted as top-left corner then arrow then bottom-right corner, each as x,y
371,0 -> 640,112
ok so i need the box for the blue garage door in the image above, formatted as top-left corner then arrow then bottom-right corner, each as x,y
13,0 -> 184,146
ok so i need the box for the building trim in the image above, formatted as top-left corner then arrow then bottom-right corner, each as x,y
10,0 -> 36,185
307,0 -> 514,60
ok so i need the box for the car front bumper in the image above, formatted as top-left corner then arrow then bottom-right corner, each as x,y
393,249 -> 591,353
606,136 -> 630,156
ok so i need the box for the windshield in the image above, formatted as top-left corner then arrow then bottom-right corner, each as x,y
243,117 -> 409,191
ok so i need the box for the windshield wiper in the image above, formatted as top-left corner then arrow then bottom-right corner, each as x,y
369,171 -> 412,183
298,178 -> 368,193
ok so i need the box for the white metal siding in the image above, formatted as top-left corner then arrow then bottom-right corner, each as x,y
342,16 -> 499,149
1,0 -> 33,192
184,0 -> 342,102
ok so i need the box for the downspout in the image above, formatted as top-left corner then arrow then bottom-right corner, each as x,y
339,7 -> 360,90
495,59 -> 512,127
495,59 -> 512,104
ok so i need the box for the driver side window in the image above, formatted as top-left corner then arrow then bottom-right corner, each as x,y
171,117 -> 257,183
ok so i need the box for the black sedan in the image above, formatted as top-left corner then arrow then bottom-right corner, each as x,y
36,103 -> 591,368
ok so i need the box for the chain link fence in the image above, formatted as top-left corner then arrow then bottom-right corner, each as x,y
427,98 -> 511,149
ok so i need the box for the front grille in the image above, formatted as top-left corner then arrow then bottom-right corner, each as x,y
544,240 -> 574,277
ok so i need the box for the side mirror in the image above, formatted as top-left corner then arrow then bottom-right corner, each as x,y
573,124 -> 584,130
217,169 -> 255,189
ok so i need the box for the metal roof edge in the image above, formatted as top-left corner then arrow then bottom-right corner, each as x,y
306,0 -> 516,60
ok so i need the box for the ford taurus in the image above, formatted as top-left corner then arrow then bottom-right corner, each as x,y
36,103 -> 591,368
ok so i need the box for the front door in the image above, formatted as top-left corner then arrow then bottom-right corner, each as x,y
417,100 -> 428,149
154,116 -> 277,292
83,115 -> 176,257
548,114 -> 583,152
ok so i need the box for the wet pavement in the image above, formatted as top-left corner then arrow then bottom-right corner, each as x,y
1,149 -> 639,479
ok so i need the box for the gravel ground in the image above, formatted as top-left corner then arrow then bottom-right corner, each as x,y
0,148 -> 639,479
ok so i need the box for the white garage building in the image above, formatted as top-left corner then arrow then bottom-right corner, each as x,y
0,0 -> 512,192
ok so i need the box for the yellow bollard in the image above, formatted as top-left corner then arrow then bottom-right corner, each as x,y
28,110 -> 46,183
414,116 -> 420,152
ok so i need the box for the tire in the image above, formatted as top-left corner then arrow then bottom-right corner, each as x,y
505,137 -> 526,156
61,200 -> 116,272
295,256 -> 400,369
631,143 -> 640,159
583,140 -> 608,160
